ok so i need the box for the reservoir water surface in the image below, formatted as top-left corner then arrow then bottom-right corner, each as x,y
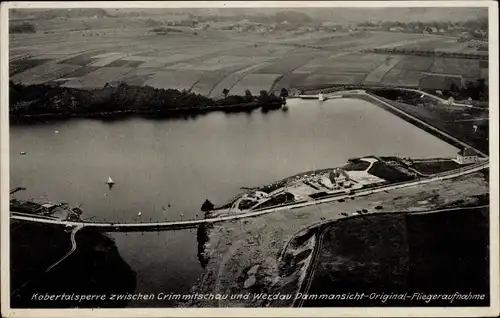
10,98 -> 459,306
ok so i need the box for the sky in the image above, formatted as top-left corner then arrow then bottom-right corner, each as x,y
109,7 -> 488,23
11,7 -> 488,24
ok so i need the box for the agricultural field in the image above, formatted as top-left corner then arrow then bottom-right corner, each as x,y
269,73 -> 309,94
143,69 -> 203,91
229,73 -> 283,96
108,68 -> 156,87
293,53 -> 385,75
9,58 -> 53,76
255,52 -> 326,75
9,19 -> 488,96
430,58 -> 482,78
10,62 -> 81,85
303,73 -> 366,86
209,62 -> 272,98
190,70 -> 234,96
58,50 -> 108,66
393,55 -> 435,72
62,66 -> 134,88
396,37 -> 465,51
363,56 -> 404,84
166,56 -> 271,72
379,69 -> 423,87
138,54 -> 200,68
221,43 -> 295,57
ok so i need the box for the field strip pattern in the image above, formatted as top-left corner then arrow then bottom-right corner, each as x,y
11,63 -> 82,85
209,62 -> 273,98
91,53 -> 130,67
61,67 -> 134,88
230,73 -> 283,95
165,56 -> 272,72
9,31 -> 488,92
363,56 -> 404,84
143,70 -> 202,91
373,36 -> 441,49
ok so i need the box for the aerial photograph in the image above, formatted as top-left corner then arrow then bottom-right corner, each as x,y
4,3 -> 492,312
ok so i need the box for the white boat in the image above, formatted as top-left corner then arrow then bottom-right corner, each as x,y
318,93 -> 325,101
106,177 -> 114,185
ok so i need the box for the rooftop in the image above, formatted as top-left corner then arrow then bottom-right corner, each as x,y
458,147 -> 478,157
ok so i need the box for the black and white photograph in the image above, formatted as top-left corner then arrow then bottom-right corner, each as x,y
1,1 -> 498,317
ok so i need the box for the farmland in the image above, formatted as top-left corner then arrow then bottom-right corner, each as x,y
9,17 -> 488,97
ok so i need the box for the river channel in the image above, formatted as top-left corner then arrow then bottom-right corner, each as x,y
10,97 -> 458,307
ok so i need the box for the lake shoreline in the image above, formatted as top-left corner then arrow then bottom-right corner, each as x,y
9,101 -> 285,124
9,82 -> 286,124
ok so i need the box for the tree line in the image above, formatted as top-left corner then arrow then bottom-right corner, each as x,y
9,81 -> 288,117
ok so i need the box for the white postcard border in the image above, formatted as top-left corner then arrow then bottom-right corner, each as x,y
1,1 -> 498,317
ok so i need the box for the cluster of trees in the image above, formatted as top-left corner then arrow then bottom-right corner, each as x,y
9,81 -> 287,117
370,80 -> 488,105
448,79 -> 488,101
221,88 -> 288,105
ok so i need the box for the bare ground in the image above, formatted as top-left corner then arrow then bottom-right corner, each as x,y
180,171 -> 488,307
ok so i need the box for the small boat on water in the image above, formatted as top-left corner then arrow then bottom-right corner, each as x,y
318,93 -> 326,101
106,177 -> 115,190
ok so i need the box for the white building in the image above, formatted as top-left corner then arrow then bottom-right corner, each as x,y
454,148 -> 481,165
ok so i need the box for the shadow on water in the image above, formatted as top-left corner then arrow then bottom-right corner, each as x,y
11,222 -> 137,308
10,107 -> 267,126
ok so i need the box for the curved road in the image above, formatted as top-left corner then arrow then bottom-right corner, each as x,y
11,224 -> 84,297
45,224 -> 83,272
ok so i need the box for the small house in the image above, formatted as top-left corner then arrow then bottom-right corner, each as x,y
454,148 -> 481,165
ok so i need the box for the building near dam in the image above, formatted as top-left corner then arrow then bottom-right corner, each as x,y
329,168 -> 353,188
454,147 -> 481,165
